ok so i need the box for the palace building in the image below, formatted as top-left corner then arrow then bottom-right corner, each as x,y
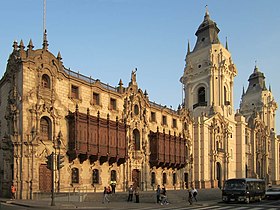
0,10 -> 279,199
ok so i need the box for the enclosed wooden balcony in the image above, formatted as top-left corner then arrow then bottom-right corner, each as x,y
67,107 -> 127,165
149,129 -> 186,169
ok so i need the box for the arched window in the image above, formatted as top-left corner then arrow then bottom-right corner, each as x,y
42,74 -> 50,89
133,129 -> 140,150
111,170 -> 117,181
198,87 -> 206,103
162,173 -> 167,185
151,172 -> 156,185
172,173 -> 177,186
92,169 -> 99,184
224,86 -> 227,105
71,168 -> 79,184
186,146 -> 189,158
40,116 -> 51,140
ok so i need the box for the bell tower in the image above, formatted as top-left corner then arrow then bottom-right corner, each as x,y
239,65 -> 278,131
180,9 -> 237,118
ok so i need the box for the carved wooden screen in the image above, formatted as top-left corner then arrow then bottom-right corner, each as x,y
118,123 -> 126,157
170,135 -> 175,164
88,115 -> 98,154
67,110 -> 127,163
149,130 -> 186,169
109,120 -> 117,156
158,132 -> 165,164
77,113 -> 88,153
99,118 -> 108,156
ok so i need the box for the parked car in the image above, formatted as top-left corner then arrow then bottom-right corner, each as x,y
265,188 -> 280,200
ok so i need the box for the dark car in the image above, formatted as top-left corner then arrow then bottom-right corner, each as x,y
265,188 -> 280,200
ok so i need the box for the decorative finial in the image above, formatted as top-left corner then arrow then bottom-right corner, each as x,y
13,40 -> 18,51
42,29 -> 49,50
269,84 -> 272,92
242,86 -> 245,96
19,39 -> 25,50
225,37 -> 228,50
187,39 -> 191,54
144,90 -> 148,97
57,51 -> 62,60
254,61 -> 259,73
28,39 -> 34,50
203,5 -> 210,21
118,79 -> 123,87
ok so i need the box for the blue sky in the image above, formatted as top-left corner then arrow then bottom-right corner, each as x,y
1,0 -> 280,132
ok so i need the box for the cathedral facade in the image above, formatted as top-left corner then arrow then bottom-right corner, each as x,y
0,11 -> 279,199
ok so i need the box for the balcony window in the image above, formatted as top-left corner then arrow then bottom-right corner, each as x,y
162,115 -> 167,126
172,118 -> 177,128
92,92 -> 100,105
71,85 -> 79,99
110,98 -> 117,110
151,112 -> 156,122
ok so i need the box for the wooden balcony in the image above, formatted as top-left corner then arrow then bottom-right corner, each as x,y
67,107 -> 127,165
149,130 -> 186,169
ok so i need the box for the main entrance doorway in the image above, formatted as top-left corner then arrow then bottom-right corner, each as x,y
216,162 -> 222,188
132,169 -> 141,187
39,164 -> 52,192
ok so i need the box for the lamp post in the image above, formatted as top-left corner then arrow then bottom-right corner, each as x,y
57,131 -> 62,192
30,127 -> 36,200
46,152 -> 55,206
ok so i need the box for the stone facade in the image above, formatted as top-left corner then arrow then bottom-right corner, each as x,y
0,11 -> 279,199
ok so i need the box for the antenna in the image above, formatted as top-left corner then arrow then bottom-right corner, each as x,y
43,0 -> 46,33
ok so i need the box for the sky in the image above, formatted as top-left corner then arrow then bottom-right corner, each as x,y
0,0 -> 280,133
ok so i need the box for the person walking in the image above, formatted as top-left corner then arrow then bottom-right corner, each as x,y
156,185 -> 161,204
102,186 -> 110,203
11,184 -> 16,200
188,189 -> 193,205
127,185 -> 134,202
160,186 -> 168,205
192,187 -> 198,202
134,185 -> 140,203
110,180 -> 116,194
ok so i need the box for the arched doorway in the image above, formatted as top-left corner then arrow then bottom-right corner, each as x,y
39,164 -> 52,192
216,162 -> 222,188
184,173 -> 189,189
132,169 -> 141,188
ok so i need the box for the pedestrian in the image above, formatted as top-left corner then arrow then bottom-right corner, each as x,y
192,187 -> 198,202
127,185 -> 133,202
160,186 -> 169,205
188,189 -> 193,205
11,183 -> 16,199
135,185 -> 140,203
110,180 -> 116,194
107,185 -> 112,195
102,186 -> 110,203
156,185 -> 161,204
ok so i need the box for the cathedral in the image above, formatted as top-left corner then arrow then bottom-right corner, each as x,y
0,10 -> 279,199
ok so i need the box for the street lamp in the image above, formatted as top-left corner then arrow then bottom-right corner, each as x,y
56,131 -> 64,192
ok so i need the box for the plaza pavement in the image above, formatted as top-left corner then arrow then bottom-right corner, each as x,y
0,188 -> 222,209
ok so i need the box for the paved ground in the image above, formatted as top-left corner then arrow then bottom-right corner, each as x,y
0,188 -> 221,209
